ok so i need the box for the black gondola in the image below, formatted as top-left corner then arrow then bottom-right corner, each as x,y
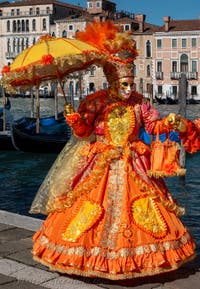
11,113 -> 71,153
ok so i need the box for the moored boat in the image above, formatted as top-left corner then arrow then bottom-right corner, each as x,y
11,112 -> 72,153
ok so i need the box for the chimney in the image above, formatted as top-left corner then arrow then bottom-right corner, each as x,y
135,14 -> 146,32
163,16 -> 170,32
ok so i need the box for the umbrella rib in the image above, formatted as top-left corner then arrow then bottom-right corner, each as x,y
62,38 -> 83,52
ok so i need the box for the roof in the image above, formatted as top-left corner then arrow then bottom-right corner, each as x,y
0,0 -> 85,11
158,19 -> 200,32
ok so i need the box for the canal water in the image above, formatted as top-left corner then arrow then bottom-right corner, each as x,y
0,97 -> 200,251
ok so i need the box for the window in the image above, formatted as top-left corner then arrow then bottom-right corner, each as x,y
157,61 -> 162,72
7,39 -> 11,53
26,38 -> 29,48
13,21 -> 16,32
192,60 -> 197,72
62,30 -> 67,38
180,54 -> 188,72
90,66 -> 95,76
172,38 -> 177,48
68,25 -> 73,31
29,8 -> 33,15
26,20 -> 29,32
172,61 -> 177,72
22,20 -> 25,32
103,82 -> 107,89
191,38 -> 197,47
124,24 -> 130,31
96,1 -> 101,8
133,65 -> 137,76
42,18 -> 46,30
182,38 -> 187,48
16,9 -> 20,16
157,85 -> 163,95
191,86 -> 197,95
87,2 -> 93,8
7,20 -> 10,32
46,7 -> 50,14
32,19 -> 36,31
11,9 -> 14,16
146,40 -> 151,57
146,65 -> 151,77
13,38 -> 16,52
33,37 -> 36,44
157,39 -> 162,48
172,86 -> 177,97
36,7 -> 40,15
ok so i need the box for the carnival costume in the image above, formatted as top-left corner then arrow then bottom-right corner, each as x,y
31,21 -> 200,280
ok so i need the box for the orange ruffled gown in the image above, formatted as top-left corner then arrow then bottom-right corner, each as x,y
32,90 -> 197,280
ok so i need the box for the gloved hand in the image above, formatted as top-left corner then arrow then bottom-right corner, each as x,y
165,113 -> 186,132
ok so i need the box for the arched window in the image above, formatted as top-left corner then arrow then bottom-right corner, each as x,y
17,20 -> 21,32
46,7 -> 50,14
26,38 -> 29,48
146,65 -> 151,77
7,39 -> 11,52
146,40 -> 151,58
21,38 -> 25,50
180,54 -> 188,72
13,20 -> 16,32
26,20 -> 29,32
33,37 -> 36,44
62,30 -> 67,38
22,20 -> 25,32
52,32 -> 55,37
7,20 -> 10,32
17,38 -> 20,53
32,19 -> 36,31
13,38 -> 16,52
36,7 -> 40,15
42,18 -> 46,30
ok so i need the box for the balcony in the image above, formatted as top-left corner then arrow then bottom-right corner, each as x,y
5,51 -> 19,59
171,71 -> 198,80
155,71 -> 163,80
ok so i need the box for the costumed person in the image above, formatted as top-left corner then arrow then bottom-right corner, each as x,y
30,21 -> 200,280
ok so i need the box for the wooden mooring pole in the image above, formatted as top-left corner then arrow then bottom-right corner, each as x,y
178,73 -> 187,185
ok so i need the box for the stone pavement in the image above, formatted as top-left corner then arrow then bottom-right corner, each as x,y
0,209 -> 200,289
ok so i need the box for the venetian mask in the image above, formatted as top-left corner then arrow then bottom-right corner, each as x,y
118,77 -> 134,100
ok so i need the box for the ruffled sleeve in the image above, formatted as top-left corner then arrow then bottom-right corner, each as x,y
140,102 -> 169,134
179,119 -> 200,153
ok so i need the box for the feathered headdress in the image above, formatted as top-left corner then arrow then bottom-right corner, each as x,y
76,21 -> 138,84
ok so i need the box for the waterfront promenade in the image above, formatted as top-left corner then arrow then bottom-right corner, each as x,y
0,209 -> 200,289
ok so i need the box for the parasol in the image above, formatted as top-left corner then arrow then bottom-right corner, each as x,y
1,34 -> 99,99
1,34 -> 99,132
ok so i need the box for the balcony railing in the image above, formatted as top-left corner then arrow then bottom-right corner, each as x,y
5,51 -> 19,59
171,71 -> 198,80
155,71 -> 163,80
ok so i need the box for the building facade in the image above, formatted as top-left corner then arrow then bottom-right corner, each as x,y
0,0 -> 200,100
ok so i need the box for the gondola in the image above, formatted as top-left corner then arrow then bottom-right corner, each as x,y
11,112 -> 72,153
155,95 -> 178,105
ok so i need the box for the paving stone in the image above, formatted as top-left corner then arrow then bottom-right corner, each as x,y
0,227 -> 33,243
0,238 -> 33,257
7,247 -> 37,267
10,262 -> 59,284
42,276 -> 102,289
0,258 -> 26,275
0,273 -> 16,285
0,280 -> 47,289
164,270 -> 200,289
0,223 -> 14,231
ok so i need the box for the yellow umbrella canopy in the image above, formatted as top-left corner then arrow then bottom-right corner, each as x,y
2,34 -> 99,89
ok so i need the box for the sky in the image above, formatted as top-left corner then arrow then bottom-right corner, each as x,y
65,0 -> 200,26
